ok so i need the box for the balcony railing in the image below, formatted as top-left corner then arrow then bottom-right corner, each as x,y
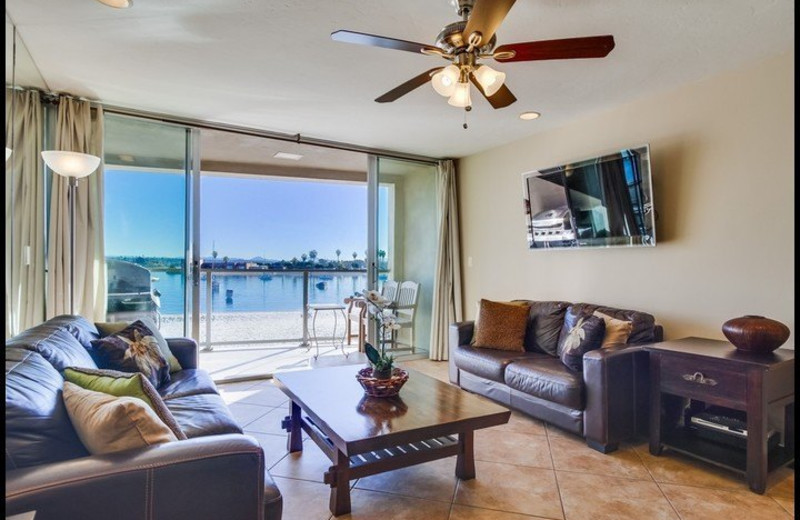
198,268 -> 369,351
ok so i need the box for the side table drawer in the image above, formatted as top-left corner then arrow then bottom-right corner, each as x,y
660,355 -> 746,406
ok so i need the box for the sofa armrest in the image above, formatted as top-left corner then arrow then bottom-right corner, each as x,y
583,345 -> 649,451
6,434 -> 281,520
166,337 -> 199,369
448,321 -> 474,385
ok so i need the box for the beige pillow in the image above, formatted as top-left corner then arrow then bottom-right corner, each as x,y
472,299 -> 532,352
593,311 -> 633,347
62,381 -> 177,455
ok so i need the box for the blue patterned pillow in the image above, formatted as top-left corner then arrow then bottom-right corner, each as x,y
89,320 -> 170,388
557,308 -> 606,372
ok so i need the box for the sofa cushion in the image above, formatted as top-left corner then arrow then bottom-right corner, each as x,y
504,357 -> 585,410
472,299 -> 531,352
63,367 -> 186,440
593,311 -> 633,347
159,369 -> 219,400
557,308 -> 606,372
89,320 -> 171,388
96,317 -> 182,373
513,300 -> 571,356
45,314 -> 101,350
569,303 -> 656,345
6,326 -> 97,372
165,393 -> 243,438
62,381 -> 178,455
5,348 -> 89,470
454,345 -> 546,383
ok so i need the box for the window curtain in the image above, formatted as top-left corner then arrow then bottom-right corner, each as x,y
5,88 -> 45,337
429,159 -> 463,360
46,96 -> 107,321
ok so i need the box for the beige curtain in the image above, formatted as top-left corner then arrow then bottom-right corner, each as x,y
46,96 -> 107,321
5,89 -> 46,337
429,159 -> 463,360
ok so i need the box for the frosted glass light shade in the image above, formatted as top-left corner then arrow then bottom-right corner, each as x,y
448,82 -> 472,108
431,65 -> 460,97
473,65 -> 506,97
5,148 -> 11,161
41,151 -> 101,178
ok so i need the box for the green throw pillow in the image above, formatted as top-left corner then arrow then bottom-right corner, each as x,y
63,367 -> 187,440
95,317 -> 182,373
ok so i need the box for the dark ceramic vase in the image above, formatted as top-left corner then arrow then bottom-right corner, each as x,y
722,315 -> 790,354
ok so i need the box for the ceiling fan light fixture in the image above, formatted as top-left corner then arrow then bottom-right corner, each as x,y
447,81 -> 472,108
431,65 -> 460,97
473,65 -> 506,97
95,0 -> 133,8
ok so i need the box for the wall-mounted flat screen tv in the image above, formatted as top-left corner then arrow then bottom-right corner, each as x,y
522,144 -> 655,250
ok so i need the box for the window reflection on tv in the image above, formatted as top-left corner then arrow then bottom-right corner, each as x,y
522,145 -> 655,249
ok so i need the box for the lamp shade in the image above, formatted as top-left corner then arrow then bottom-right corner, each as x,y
41,151 -> 101,178
5,148 -> 11,161
473,65 -> 506,97
431,65 -> 460,97
448,81 -> 472,108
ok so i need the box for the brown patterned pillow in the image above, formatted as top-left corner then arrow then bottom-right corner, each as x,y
593,311 -> 634,347
472,299 -> 532,351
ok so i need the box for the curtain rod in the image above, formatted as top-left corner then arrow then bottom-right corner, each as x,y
102,104 -> 443,165
5,84 -> 445,165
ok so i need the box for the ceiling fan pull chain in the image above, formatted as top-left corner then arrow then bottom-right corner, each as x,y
463,107 -> 470,129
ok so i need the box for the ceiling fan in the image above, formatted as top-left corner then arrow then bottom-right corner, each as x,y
331,0 -> 615,111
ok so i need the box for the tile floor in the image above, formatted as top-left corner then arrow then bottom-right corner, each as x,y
217,359 -> 795,520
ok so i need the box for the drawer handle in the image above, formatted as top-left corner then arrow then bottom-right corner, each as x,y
682,372 -> 718,386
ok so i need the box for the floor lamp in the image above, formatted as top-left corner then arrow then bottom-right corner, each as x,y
41,151 -> 101,315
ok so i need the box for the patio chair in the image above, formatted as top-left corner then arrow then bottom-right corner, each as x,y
344,280 -> 399,352
384,280 -> 420,354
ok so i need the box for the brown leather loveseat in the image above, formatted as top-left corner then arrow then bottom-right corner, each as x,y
449,301 -> 662,453
5,315 -> 282,520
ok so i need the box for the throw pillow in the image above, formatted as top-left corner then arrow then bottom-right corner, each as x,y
472,299 -> 532,352
593,311 -> 634,347
63,367 -> 186,440
89,320 -> 171,388
557,309 -> 606,371
96,317 -> 182,373
62,381 -> 178,455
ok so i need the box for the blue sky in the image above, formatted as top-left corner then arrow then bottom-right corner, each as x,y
104,169 -> 386,259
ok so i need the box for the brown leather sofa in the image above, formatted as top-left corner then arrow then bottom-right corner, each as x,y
5,315 -> 282,520
449,301 -> 662,453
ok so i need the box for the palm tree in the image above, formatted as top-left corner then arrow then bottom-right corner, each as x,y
211,241 -> 218,269
309,250 -> 318,263
378,249 -> 386,268
222,256 -> 229,268
335,249 -> 341,266
301,253 -> 308,264
352,251 -> 358,269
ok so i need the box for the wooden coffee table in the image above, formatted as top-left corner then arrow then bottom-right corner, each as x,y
272,365 -> 511,516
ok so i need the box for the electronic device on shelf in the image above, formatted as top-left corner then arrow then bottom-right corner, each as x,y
684,406 -> 780,451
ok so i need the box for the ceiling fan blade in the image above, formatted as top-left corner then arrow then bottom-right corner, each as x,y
469,74 -> 517,109
375,68 -> 442,103
463,0 -> 516,47
494,35 -> 615,62
331,30 -> 439,55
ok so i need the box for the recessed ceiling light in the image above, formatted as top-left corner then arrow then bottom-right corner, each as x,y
95,0 -> 133,8
519,111 -> 541,120
273,152 -> 303,161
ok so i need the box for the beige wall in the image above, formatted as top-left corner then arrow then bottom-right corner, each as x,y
457,51 -> 794,344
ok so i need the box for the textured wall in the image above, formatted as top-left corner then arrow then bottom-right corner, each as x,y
457,51 -> 794,344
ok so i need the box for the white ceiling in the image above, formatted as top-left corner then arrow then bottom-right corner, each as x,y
5,0 -> 794,159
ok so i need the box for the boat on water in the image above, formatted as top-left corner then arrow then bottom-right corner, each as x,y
259,274 -> 273,281
315,281 -> 327,290
317,274 -> 333,281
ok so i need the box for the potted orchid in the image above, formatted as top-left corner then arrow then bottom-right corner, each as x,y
361,289 -> 401,380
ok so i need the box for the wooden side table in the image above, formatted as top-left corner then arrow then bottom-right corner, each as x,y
645,337 -> 794,494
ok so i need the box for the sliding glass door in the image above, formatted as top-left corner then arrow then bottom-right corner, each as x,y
369,156 -> 438,356
103,114 -> 197,337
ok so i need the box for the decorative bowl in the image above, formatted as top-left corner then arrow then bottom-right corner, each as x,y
355,367 -> 409,398
722,315 -> 790,354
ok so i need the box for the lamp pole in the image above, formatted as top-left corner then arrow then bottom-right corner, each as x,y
68,176 -> 78,315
